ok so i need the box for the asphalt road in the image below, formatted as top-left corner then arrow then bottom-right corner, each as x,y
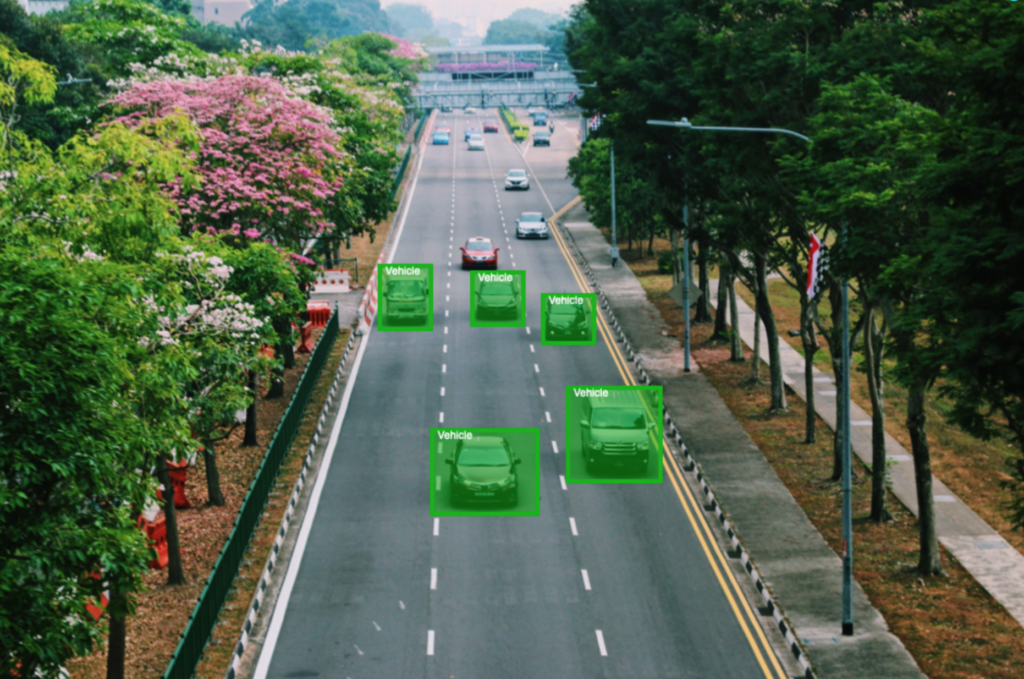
254,109 -> 786,679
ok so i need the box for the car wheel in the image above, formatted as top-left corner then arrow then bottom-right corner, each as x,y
516,232 -> 522,239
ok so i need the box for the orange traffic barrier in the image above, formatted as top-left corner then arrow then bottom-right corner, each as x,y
138,515 -> 169,569
296,321 -> 315,354
83,570 -> 109,621
166,460 -> 192,509
307,301 -> 331,328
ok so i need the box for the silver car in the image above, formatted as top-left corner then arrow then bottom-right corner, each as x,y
515,212 -> 549,239
504,169 -> 529,190
468,134 -> 485,151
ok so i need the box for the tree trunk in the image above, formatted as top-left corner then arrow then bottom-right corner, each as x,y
105,586 -> 126,679
729,270 -> 744,362
244,371 -> 258,446
669,222 -> 681,286
748,273 -> 763,383
907,385 -> 944,576
203,442 -> 225,507
800,294 -> 820,444
754,251 -> 787,412
275,318 -> 296,371
694,233 -> 712,323
157,457 -> 185,585
864,306 -> 892,522
711,254 -> 730,341
647,224 -> 655,256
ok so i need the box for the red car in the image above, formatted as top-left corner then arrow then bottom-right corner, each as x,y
460,237 -> 499,270
483,120 -> 499,133
435,125 -> 451,134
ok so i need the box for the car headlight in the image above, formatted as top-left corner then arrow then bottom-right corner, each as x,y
588,441 -> 603,451
637,441 -> 650,451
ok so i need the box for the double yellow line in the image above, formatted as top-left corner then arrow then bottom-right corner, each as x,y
548,213 -> 787,679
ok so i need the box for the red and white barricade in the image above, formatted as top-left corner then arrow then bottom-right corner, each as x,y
313,269 -> 350,293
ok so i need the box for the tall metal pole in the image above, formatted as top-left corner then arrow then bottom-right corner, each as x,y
841,221 -> 853,636
682,199 -> 691,373
610,143 -> 619,266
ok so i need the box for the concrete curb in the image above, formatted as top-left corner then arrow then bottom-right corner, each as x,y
557,221 -> 816,679
224,331 -> 358,679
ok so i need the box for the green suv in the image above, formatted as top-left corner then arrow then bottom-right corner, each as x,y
580,391 -> 656,473
384,278 -> 429,324
475,277 -> 519,320
446,436 -> 521,506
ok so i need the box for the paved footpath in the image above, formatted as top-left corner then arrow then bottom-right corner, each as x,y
558,204 -> 926,679
710,279 -> 1024,630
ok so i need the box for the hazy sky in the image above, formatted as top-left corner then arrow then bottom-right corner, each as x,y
383,0 -> 574,37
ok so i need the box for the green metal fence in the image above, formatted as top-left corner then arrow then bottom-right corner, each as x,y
162,309 -> 340,679
413,109 -> 430,144
391,146 -> 412,199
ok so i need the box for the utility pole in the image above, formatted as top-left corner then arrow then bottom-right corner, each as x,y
682,195 -> 691,373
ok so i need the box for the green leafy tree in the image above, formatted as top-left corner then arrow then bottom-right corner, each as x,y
484,19 -> 545,45
385,2 -> 433,40
239,0 -> 392,52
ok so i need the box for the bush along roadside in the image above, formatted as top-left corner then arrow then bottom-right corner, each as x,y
500,107 -> 530,141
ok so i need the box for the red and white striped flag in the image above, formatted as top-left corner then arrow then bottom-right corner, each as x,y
806,233 -> 829,300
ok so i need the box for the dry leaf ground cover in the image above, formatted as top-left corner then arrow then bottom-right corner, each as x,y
609,242 -> 1024,678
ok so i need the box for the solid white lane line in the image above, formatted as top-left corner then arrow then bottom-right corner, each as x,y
559,475 -> 567,490
552,440 -> 559,454
539,387 -> 545,397
595,630 -> 608,657
439,412 -> 444,423
534,364 -> 539,373
545,411 -> 552,423
433,518 -> 439,536
569,517 -> 578,535
440,387 -> 445,396
427,630 -> 435,656
581,569 -> 592,591
431,568 -> 438,590
530,344 -> 535,352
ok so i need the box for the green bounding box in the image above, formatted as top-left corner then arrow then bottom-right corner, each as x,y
430,428 -> 540,517
541,292 -> 597,346
470,270 -> 525,327
378,263 -> 433,332
565,385 -> 664,485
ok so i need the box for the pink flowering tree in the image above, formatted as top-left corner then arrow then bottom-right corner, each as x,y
105,75 -> 345,251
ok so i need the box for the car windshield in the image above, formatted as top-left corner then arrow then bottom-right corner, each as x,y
486,120 -> 497,124
481,281 -> 513,295
508,170 -> 527,178
592,408 -> 646,429
550,303 -> 583,316
457,446 -> 509,466
466,242 -> 492,251
387,281 -> 423,297
536,132 -> 549,137
520,213 -> 542,221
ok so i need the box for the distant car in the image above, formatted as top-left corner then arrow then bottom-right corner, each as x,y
546,297 -> 592,341
446,435 -> 521,507
515,212 -> 549,239
527,107 -> 539,116
435,125 -> 451,134
465,127 -> 481,141
534,115 -> 548,127
460,237 -> 499,270
432,131 -> 450,145
533,131 -> 551,147
440,106 -> 453,112
504,169 -> 529,191
468,135 -> 485,151
475,275 -> 520,320
465,106 -> 477,113
483,120 -> 499,133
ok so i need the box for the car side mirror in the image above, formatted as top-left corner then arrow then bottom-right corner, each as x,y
494,247 -> 500,252
580,419 -> 589,428
459,246 -> 466,252
513,457 -> 522,465
444,458 -> 453,465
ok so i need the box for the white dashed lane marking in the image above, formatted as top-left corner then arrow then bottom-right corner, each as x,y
595,630 -> 608,657
433,518 -> 439,536
569,517 -> 577,535
559,475 -> 567,490
581,570 -> 592,591
552,440 -> 559,454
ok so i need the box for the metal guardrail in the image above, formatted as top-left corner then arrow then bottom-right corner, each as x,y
413,111 -> 429,144
392,146 -> 412,199
162,309 -> 340,679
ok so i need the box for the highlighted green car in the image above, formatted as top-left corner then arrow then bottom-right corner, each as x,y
446,436 -> 521,507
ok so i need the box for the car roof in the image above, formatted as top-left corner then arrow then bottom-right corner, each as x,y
588,391 -> 644,408
467,237 -> 493,244
520,211 -> 542,217
508,168 -> 527,174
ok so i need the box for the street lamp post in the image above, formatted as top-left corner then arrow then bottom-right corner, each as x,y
646,116 -> 853,636
610,143 -> 619,267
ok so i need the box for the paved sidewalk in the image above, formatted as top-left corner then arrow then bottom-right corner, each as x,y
558,205 -> 925,679
711,279 -> 1024,630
